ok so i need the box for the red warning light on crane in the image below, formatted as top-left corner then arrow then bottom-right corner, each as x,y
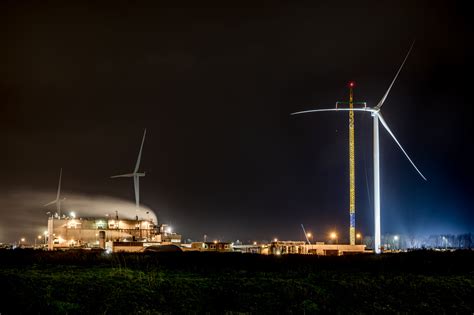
349,81 -> 355,88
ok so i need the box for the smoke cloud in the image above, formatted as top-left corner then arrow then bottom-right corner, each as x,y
0,189 -> 156,243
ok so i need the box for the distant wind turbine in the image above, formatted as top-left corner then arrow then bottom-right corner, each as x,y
111,129 -> 147,210
44,168 -> 65,217
291,42 -> 426,253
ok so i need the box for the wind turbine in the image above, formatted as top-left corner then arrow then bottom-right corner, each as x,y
291,42 -> 426,253
44,168 -> 65,217
111,129 -> 147,210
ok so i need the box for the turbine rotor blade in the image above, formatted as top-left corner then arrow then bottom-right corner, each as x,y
376,40 -> 415,108
44,200 -> 57,207
110,173 -> 135,178
376,112 -> 427,181
291,107 -> 376,116
56,168 -> 62,201
134,128 -> 147,173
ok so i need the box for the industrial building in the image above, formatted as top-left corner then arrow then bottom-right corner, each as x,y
47,214 -> 181,251
269,241 -> 366,256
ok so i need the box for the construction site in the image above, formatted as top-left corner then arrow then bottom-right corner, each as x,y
37,81 -> 371,255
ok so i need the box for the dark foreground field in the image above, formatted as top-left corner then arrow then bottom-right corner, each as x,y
0,250 -> 473,314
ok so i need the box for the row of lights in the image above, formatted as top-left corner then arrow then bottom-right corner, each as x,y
18,230 -> 49,245
269,231 -> 364,244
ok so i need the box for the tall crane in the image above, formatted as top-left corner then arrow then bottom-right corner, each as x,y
336,82 -> 366,245
348,82 -> 356,245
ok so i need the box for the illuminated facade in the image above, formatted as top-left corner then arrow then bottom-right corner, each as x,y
47,216 -> 181,250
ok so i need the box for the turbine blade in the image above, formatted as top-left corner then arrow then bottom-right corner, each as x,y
110,173 -> 134,178
291,107 -> 376,116
377,112 -> 427,181
134,129 -> 147,173
376,40 -> 415,108
134,176 -> 140,208
56,168 -> 62,201
44,200 -> 57,207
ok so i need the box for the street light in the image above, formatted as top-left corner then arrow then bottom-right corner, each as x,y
356,233 -> 362,245
330,232 -> 338,244
306,232 -> 313,243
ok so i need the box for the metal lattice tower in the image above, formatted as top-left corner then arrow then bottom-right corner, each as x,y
349,84 -> 356,245
336,82 -> 366,246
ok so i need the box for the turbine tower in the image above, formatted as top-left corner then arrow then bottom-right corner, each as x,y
111,129 -> 147,210
44,168 -> 65,217
291,42 -> 426,253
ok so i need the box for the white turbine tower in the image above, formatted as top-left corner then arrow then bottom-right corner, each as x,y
44,168 -> 65,217
111,129 -> 147,210
291,43 -> 426,253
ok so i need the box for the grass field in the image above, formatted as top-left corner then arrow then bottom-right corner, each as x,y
0,249 -> 473,314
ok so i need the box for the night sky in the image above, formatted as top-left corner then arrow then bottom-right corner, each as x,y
1,1 -> 473,243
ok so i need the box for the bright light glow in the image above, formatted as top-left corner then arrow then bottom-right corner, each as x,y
306,232 -> 312,238
166,226 -> 172,233
330,232 -> 337,239
275,250 -> 281,255
43,231 -> 48,236
394,235 -> 399,241
274,238 -> 278,242
37,235 -> 42,239
253,241 -> 257,245
349,81 -> 355,88
356,233 -> 361,239
20,238 -> 25,242
213,240 -> 218,244
70,211 -> 76,218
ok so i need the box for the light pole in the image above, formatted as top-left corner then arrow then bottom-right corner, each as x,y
330,232 -> 338,244
356,233 -> 362,245
306,232 -> 313,244
393,235 -> 399,250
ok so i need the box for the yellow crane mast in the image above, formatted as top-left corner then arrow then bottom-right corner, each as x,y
336,82 -> 366,245
349,82 -> 356,246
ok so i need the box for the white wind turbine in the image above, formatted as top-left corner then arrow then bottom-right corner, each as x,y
44,168 -> 66,217
111,129 -> 147,210
291,43 -> 427,253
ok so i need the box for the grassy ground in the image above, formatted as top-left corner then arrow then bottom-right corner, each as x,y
0,249 -> 473,314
